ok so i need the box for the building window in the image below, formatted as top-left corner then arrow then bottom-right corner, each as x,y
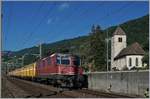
136,58 -> 138,66
118,37 -> 122,42
129,58 -> 132,66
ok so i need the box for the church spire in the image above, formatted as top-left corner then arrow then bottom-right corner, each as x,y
113,26 -> 126,35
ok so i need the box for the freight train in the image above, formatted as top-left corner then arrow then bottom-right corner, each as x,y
8,53 -> 87,88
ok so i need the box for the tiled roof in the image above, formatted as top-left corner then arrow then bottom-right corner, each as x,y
113,26 -> 126,35
114,42 -> 145,60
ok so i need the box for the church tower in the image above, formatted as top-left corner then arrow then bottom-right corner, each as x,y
111,26 -> 127,70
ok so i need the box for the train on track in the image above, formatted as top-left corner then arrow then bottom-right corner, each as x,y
8,53 -> 88,88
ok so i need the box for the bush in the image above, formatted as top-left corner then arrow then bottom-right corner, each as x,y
130,66 -> 147,71
112,67 -> 119,71
122,66 -> 129,71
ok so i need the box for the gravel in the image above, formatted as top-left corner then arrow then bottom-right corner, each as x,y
2,75 -> 138,98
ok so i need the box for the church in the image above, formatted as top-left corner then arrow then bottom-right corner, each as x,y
111,26 -> 145,70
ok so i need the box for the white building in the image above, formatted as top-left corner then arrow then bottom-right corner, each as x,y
111,27 -> 145,70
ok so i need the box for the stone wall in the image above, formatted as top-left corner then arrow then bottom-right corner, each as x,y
88,70 -> 149,97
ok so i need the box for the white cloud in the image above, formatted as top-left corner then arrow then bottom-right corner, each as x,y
47,18 -> 53,24
47,17 -> 59,25
58,3 -> 70,11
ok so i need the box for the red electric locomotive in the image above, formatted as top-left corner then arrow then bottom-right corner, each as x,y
35,53 -> 86,88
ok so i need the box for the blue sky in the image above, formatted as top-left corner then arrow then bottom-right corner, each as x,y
2,1 -> 149,51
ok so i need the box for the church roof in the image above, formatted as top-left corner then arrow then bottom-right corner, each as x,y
113,26 -> 126,35
114,42 -> 145,60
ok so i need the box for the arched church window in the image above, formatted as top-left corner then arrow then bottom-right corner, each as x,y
129,58 -> 132,66
118,37 -> 122,42
136,58 -> 138,66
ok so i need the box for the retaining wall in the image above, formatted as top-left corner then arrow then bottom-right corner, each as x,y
87,70 -> 149,97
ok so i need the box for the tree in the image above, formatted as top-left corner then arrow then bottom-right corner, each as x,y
89,25 -> 106,71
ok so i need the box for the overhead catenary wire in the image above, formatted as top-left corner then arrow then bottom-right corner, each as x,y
16,2 -> 106,50
19,2 -> 58,49
22,2 -> 106,46
15,2 -> 135,51
11,2 -> 45,51
14,2 -> 59,60
41,1 -> 131,50
5,2 -> 137,70
17,1 -> 91,58
35,2 -> 134,60
4,3 -> 13,47
66,2 -> 134,35
27,2 -> 135,51
33,2 -> 87,44
16,2 -> 46,49
17,2 -> 45,46
38,2 -> 106,44
55,2 -> 105,29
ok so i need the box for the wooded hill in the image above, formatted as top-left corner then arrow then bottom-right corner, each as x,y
3,14 -> 149,71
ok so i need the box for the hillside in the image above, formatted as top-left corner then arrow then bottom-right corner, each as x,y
106,15 -> 149,51
2,14 -> 149,68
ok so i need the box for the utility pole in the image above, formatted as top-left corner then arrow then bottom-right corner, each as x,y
1,1 -> 3,75
22,55 -> 25,66
21,53 -> 40,67
7,63 -> 11,74
106,28 -> 109,72
106,26 -> 109,91
5,62 -> 8,74
35,42 -> 42,59
21,53 -> 28,67
39,43 -> 42,59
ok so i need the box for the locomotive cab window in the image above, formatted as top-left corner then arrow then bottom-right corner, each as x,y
56,55 -> 70,65
61,59 -> 70,65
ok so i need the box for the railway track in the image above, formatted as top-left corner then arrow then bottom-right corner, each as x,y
76,89 -> 137,98
1,77 -> 15,98
6,77 -> 75,98
6,76 -> 138,98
